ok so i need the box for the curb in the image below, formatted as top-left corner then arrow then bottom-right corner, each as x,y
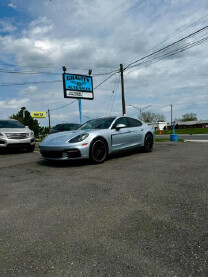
184,140 -> 208,143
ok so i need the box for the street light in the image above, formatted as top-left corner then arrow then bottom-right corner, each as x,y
21,107 -> 26,118
128,104 -> 152,115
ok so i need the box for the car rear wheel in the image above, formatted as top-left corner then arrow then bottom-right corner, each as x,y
90,139 -> 107,163
143,133 -> 153,152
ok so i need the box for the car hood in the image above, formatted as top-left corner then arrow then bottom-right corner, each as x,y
40,130 -> 89,145
0,128 -> 29,133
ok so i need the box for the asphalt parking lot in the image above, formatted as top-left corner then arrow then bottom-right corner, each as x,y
0,142 -> 208,277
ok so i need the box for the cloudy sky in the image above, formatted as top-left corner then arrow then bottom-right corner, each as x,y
0,0 -> 208,126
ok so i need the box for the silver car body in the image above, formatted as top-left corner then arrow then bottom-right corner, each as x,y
39,116 -> 154,161
0,119 -> 35,150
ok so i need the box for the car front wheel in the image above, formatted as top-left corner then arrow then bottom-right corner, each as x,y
90,139 -> 107,163
143,133 -> 154,152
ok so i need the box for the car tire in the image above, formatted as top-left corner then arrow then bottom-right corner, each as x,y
90,138 -> 108,163
143,133 -> 154,152
27,145 -> 35,152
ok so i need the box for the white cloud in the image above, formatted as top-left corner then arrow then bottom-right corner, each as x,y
19,86 -> 38,94
0,98 -> 29,109
0,20 -> 17,33
8,3 -> 17,9
0,0 -> 208,125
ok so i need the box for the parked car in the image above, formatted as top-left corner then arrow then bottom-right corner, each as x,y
40,116 -> 154,163
0,119 -> 35,152
49,123 -> 80,134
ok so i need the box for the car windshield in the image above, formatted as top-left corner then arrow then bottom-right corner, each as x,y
53,124 -> 63,131
79,117 -> 116,130
0,120 -> 25,128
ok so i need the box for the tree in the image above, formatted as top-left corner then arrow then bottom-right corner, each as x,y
181,113 -> 197,122
139,112 -> 166,123
39,126 -> 50,138
10,108 -> 40,137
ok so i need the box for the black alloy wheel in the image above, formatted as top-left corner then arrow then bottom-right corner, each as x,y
90,139 -> 107,163
144,133 -> 153,152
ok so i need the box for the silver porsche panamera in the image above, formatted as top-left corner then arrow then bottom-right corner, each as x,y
39,116 -> 155,163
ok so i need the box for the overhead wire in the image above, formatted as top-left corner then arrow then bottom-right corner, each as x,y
49,99 -> 77,111
124,13 -> 208,68
105,75 -> 120,116
0,80 -> 62,86
0,22 -> 208,89
94,71 -> 120,90
125,32 -> 208,75
125,25 -> 208,70
0,69 -> 119,87
0,69 -> 61,75
110,76 -> 120,115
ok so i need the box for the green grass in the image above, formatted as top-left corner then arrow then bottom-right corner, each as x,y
155,128 -> 208,135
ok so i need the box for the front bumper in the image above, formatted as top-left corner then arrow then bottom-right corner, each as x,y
39,144 -> 90,160
0,138 -> 35,148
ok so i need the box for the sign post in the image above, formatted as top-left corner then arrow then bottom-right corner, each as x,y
78,99 -> 82,124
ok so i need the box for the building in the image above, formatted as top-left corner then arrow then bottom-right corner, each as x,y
147,122 -> 168,130
167,120 -> 208,129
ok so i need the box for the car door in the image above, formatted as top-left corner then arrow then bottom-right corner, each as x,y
110,117 -> 132,152
126,117 -> 144,146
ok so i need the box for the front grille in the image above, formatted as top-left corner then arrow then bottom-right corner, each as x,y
7,143 -> 30,148
5,133 -> 29,139
41,150 -> 63,159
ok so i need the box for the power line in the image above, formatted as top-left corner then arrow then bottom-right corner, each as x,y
49,99 -> 77,112
0,61 -> 90,71
110,77 -> 120,115
125,25 -> 208,70
0,80 -> 61,86
0,68 -> 119,77
0,26 -> 207,88
94,71 -> 119,90
125,35 -> 208,74
0,70 -> 119,87
124,13 -> 208,68
0,69 -> 61,75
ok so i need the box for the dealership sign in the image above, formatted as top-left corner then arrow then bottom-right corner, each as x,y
63,73 -> 94,100
31,112 -> 46,118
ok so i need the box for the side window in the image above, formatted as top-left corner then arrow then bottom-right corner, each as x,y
127,117 -> 142,127
112,117 -> 128,129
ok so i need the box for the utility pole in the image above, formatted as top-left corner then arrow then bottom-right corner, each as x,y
171,104 -> 173,125
48,109 -> 51,130
120,64 -> 126,116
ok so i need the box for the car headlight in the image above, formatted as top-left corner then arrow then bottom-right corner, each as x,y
0,132 -> 4,137
69,133 -> 89,143
30,131 -> 34,137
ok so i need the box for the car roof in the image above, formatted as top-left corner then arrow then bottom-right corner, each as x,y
0,119 -> 17,121
87,116 -> 117,120
54,123 -> 80,126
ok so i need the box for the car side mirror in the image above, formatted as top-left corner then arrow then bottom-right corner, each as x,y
116,124 -> 126,131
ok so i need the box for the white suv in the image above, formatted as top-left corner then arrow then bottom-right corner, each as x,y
0,119 -> 35,152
